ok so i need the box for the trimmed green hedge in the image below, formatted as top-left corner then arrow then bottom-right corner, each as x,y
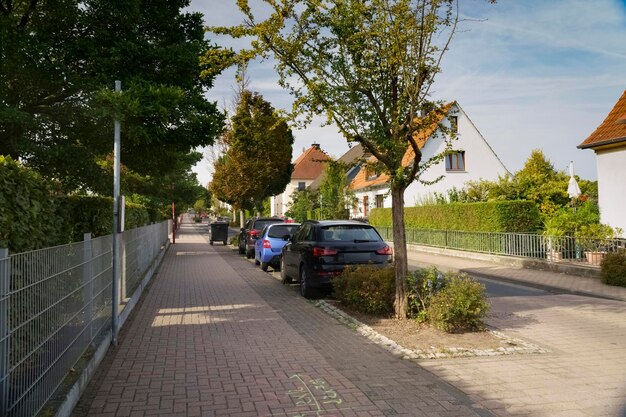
369,201 -> 541,233
0,156 -> 63,252
1,157 -> 154,253
57,195 -> 151,243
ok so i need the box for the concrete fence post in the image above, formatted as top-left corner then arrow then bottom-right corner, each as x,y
83,234 -> 93,344
0,248 -> 10,416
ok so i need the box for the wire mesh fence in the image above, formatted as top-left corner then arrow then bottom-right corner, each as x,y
0,221 -> 169,417
375,227 -> 626,265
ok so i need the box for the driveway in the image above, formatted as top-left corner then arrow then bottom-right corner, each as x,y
419,291 -> 626,417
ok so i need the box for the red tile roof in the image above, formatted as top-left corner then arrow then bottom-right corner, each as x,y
350,104 -> 452,190
579,90 -> 626,149
291,145 -> 330,179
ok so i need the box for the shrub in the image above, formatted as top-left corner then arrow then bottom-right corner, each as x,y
406,267 -> 447,320
333,265 -> 395,315
426,274 -> 490,332
369,200 -> 541,233
0,156 -> 63,252
600,250 -> 626,287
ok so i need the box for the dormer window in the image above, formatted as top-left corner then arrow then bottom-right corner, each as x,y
450,116 -> 458,134
445,151 -> 465,172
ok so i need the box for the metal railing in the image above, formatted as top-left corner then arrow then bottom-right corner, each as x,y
375,227 -> 626,264
0,221 -> 169,417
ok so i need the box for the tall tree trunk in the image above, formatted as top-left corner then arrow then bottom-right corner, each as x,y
391,185 -> 408,319
239,209 -> 245,228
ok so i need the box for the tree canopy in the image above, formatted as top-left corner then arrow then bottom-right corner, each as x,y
0,0 -> 227,201
210,90 -> 294,214
206,0 -> 489,317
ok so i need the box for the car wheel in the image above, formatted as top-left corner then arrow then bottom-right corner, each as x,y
210,240 -> 213,245
246,249 -> 253,259
299,265 -> 318,299
261,261 -> 269,272
280,257 -> 292,284
254,258 -> 260,265
223,240 -> 227,245
238,242 -> 245,254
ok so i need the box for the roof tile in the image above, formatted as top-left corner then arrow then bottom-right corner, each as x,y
579,90 -> 626,149
291,145 -> 330,179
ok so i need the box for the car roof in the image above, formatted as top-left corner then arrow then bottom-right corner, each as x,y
265,222 -> 301,228
306,220 -> 372,227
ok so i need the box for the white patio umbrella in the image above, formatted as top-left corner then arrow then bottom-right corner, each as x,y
567,161 -> 581,199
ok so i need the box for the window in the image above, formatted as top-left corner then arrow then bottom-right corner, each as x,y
445,151 -> 465,172
298,182 -> 306,191
375,194 -> 384,208
363,195 -> 369,217
450,116 -> 458,134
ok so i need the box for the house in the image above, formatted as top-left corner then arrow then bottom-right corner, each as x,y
307,143 -> 367,191
270,143 -> 330,217
349,102 -> 509,218
578,90 -> 626,234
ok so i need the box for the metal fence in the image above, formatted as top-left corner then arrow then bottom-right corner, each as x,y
376,227 -> 626,264
0,221 -> 169,417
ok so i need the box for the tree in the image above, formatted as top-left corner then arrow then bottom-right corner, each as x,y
207,0 -> 489,317
319,160 -> 356,220
286,189 -> 320,223
0,0 -> 227,198
210,90 -> 294,215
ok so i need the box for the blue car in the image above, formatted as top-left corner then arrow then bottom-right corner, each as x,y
254,222 -> 301,271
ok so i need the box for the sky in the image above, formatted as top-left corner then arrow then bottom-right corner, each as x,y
189,0 -> 626,186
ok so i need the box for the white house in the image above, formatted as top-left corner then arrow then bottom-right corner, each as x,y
270,143 -> 330,217
578,90 -> 626,234
349,102 -> 509,217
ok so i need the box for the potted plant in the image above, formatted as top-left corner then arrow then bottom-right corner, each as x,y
575,223 -> 616,266
542,210 -> 574,262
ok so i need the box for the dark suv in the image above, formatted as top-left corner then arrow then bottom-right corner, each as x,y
238,217 -> 284,258
280,220 -> 393,299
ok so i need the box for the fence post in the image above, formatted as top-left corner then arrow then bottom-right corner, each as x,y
0,248 -> 10,416
83,234 -> 93,344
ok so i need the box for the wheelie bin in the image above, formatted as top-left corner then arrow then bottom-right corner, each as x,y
209,221 -> 229,245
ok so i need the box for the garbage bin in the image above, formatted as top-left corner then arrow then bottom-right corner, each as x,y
209,221 -> 229,245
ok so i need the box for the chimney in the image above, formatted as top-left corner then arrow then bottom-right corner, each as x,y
312,143 -> 320,149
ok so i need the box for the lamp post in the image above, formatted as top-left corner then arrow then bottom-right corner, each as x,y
112,80 -> 121,345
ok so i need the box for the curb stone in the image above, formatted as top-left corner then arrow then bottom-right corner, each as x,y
314,300 -> 550,360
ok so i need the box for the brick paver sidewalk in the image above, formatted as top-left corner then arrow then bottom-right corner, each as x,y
71,219 -> 493,417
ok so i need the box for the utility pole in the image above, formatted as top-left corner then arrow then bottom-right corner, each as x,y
112,80 -> 121,345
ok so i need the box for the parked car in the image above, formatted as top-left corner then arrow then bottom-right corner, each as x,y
238,217 -> 285,258
280,220 -> 393,299
254,223 -> 301,271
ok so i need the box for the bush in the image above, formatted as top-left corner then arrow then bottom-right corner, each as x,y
407,267 -> 447,319
333,265 -> 395,315
426,274 -> 490,332
601,250 -> 626,287
0,156 -> 63,252
369,200 -> 541,233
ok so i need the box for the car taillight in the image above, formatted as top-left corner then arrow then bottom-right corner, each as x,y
263,239 -> 271,249
250,230 -> 259,237
313,247 -> 338,257
376,246 -> 393,255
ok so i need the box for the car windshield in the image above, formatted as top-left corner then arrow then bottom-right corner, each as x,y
268,225 -> 300,238
320,225 -> 382,242
253,219 -> 282,231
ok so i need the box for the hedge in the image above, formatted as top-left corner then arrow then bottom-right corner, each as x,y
0,156 -> 63,252
369,201 -> 541,233
57,195 -> 152,243
1,157 -> 155,253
